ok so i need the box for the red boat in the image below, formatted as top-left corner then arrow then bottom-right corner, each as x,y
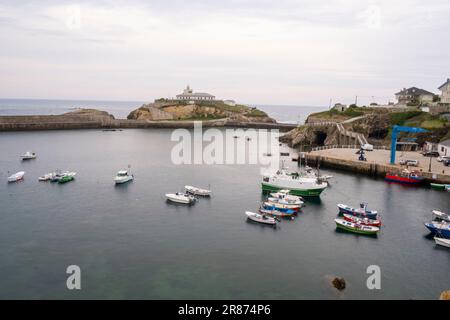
385,169 -> 424,185
343,214 -> 382,227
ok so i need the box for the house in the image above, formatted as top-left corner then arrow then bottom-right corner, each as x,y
438,78 -> 450,104
333,103 -> 347,112
224,100 -> 236,106
438,139 -> 450,156
395,87 -> 435,106
176,85 -> 215,101
419,106 -> 430,112
424,141 -> 438,152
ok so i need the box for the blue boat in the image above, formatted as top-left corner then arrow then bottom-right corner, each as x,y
424,222 -> 450,238
337,203 -> 378,219
262,204 -> 296,214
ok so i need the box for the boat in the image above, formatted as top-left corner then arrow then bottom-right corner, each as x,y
424,222 -> 450,238
245,211 -> 278,225
38,173 -> 52,181
432,210 -> 450,222
185,185 -> 211,196
434,237 -> 450,248
446,185 -> 450,192
8,171 -> 25,182
269,189 -> 304,203
58,174 -> 75,184
343,214 -> 382,227
337,203 -> 378,219
50,171 -> 76,182
259,206 -> 295,217
21,151 -> 36,160
261,170 -> 328,196
430,183 -> 446,190
334,218 -> 380,235
385,169 -> 424,185
267,196 -> 303,206
165,192 -> 196,204
263,201 -> 300,212
114,169 -> 134,184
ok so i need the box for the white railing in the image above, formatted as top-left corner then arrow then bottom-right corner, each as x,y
310,145 -> 389,152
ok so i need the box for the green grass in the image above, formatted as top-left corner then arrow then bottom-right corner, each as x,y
246,109 -> 268,117
388,111 -> 423,125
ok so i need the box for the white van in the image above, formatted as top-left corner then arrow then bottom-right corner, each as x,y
361,144 -> 374,151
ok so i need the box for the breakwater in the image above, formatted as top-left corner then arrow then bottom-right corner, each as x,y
305,153 -> 450,184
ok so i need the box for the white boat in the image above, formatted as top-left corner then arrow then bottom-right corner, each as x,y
114,169 -> 134,184
166,192 -> 196,204
49,170 -> 76,182
262,170 -> 328,196
264,200 -> 301,211
267,195 -> 303,206
8,171 -> 25,182
185,185 -> 211,196
434,237 -> 450,248
446,185 -> 450,192
432,210 -> 450,223
21,151 -> 36,160
38,173 -> 52,181
270,189 -> 304,203
245,211 -> 277,225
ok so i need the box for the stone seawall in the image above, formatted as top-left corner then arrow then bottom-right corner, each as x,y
306,154 -> 450,184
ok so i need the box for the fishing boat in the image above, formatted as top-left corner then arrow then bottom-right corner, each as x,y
432,210 -> 450,222
185,185 -> 211,196
261,170 -> 328,196
259,206 -> 296,217
58,174 -> 74,184
263,201 -> 300,212
434,237 -> 450,248
385,169 -> 424,185
430,183 -> 446,191
334,218 -> 379,235
337,203 -> 378,219
269,189 -> 304,202
50,171 -> 76,182
165,193 -> 196,204
21,151 -> 36,160
245,211 -> 278,225
424,222 -> 450,238
114,168 -> 134,184
343,214 -> 382,227
267,196 -> 304,206
8,171 -> 25,182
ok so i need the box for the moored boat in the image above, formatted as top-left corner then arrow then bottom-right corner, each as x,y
446,185 -> 450,192
334,218 -> 379,235
434,237 -> 450,248
337,203 -> 378,219
38,173 -> 52,181
246,211 -> 278,225
260,205 -> 296,217
424,222 -> 450,238
432,210 -> 450,222
343,214 -> 382,227
262,170 -> 328,196
430,183 -> 446,190
263,201 -> 300,212
8,171 -> 25,182
269,189 -> 304,203
21,151 -> 36,160
185,185 -> 211,196
166,192 -> 196,204
385,169 -> 424,185
58,174 -> 74,184
114,168 -> 134,184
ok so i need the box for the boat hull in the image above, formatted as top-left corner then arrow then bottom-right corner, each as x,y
335,219 -> 379,235
261,182 -> 326,196
385,175 -> 423,185
337,206 -> 377,220
430,183 -> 446,190
434,237 -> 450,248
425,223 -> 450,237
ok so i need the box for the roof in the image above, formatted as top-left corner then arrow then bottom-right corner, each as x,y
438,139 -> 450,147
438,78 -> 450,90
176,92 -> 214,97
395,87 -> 435,96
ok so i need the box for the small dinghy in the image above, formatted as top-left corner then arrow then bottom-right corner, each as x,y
246,211 -> 278,225
263,201 -> 300,212
114,168 -> 134,184
38,173 -> 52,181
8,171 -> 25,182
337,203 -> 378,219
185,185 -> 211,196
166,192 -> 197,204
430,183 -> 446,191
270,190 -> 304,202
334,218 -> 379,235
21,151 -> 36,160
424,222 -> 450,238
432,210 -> 450,223
259,206 -> 295,217
434,237 -> 450,248
343,214 -> 381,227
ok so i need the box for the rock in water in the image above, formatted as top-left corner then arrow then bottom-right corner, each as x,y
332,277 -> 346,291
440,290 -> 450,300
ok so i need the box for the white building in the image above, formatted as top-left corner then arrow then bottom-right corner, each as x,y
176,85 -> 215,101
395,87 -> 435,106
438,139 -> 450,156
438,78 -> 450,104
333,103 -> 347,112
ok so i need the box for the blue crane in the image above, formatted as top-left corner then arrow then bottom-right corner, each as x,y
390,125 -> 428,164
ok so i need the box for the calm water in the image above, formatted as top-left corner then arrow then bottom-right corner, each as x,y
0,129 -> 449,299
0,98 -> 327,124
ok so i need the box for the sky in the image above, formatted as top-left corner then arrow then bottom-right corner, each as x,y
0,0 -> 449,106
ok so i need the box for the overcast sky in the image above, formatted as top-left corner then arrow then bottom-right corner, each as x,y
0,0 -> 449,106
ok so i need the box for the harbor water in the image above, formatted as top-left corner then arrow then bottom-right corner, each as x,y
0,129 -> 449,299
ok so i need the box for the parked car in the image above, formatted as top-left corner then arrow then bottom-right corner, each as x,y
437,156 -> 450,162
443,159 -> 450,167
361,143 -> 374,151
422,151 -> 439,157
399,159 -> 419,166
